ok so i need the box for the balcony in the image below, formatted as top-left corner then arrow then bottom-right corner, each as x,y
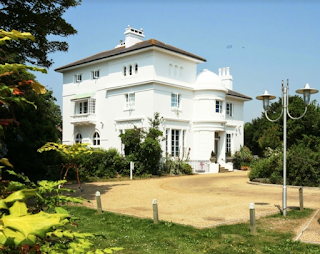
70,113 -> 96,125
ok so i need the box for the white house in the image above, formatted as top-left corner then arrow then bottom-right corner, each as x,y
55,26 -> 251,172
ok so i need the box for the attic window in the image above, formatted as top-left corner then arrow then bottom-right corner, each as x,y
135,64 -> 138,74
129,65 -> 132,75
123,66 -> 127,76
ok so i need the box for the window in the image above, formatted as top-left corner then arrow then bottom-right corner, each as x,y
171,130 -> 180,157
74,98 -> 96,115
75,133 -> 82,144
171,93 -> 181,108
125,93 -> 135,109
135,64 -> 138,74
79,101 -> 88,114
92,70 -> 100,79
165,129 -> 169,154
226,103 -> 233,116
74,74 -> 82,83
129,65 -> 132,75
216,100 -> 222,113
93,132 -> 100,146
226,133 -> 231,153
123,66 -> 127,76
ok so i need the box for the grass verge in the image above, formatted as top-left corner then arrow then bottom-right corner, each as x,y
63,206 -> 320,254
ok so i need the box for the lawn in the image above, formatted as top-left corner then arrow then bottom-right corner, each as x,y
64,206 -> 320,254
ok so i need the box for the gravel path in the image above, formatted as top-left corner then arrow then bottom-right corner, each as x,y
67,171 -> 320,241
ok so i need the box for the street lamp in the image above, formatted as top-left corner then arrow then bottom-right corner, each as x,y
256,79 -> 318,216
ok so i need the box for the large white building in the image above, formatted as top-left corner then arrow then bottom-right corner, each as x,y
55,26 -> 251,171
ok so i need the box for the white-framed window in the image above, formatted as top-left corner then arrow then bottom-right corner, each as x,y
91,70 -> 100,79
216,100 -> 222,113
226,133 -> 231,153
125,93 -> 135,109
74,74 -> 82,83
123,66 -> 127,76
226,103 -> 233,116
171,129 -> 180,157
74,98 -> 96,115
135,63 -> 138,74
165,129 -> 169,154
93,132 -> 100,146
75,133 -> 82,144
171,93 -> 181,108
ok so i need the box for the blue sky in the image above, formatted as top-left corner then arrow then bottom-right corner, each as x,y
35,0 -> 320,123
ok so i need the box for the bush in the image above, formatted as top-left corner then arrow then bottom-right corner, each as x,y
233,146 -> 253,169
77,148 -> 126,179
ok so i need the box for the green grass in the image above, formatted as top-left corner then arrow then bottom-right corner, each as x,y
63,206 -> 320,254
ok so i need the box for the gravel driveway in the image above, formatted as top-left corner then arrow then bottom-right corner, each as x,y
67,171 -> 320,231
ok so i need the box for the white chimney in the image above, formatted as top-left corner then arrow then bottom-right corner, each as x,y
124,25 -> 145,48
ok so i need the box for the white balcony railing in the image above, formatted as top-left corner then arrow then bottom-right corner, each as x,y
70,113 -> 96,125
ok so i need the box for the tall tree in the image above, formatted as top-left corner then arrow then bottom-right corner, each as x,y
245,95 -> 320,156
0,0 -> 81,67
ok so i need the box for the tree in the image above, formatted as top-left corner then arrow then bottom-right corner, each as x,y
3,89 -> 62,180
245,95 -> 320,155
120,113 -> 164,175
0,0 -> 81,67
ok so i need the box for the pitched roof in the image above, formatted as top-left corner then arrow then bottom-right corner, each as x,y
55,39 -> 206,72
227,89 -> 252,100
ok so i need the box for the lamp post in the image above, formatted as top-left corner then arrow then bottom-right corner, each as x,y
256,79 -> 318,216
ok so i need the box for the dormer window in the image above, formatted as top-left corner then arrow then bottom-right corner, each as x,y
123,66 -> 127,76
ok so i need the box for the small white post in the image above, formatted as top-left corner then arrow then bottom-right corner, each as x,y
130,161 -> 134,180
250,203 -> 256,234
153,199 -> 159,224
96,191 -> 102,214
299,187 -> 304,211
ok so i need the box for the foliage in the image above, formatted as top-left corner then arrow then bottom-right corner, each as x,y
0,1 -> 81,67
3,89 -> 62,180
76,148 -> 126,180
245,96 -> 320,156
38,143 -> 93,185
64,205 -> 320,254
120,113 -> 164,176
160,155 -> 193,175
232,146 -> 253,169
249,140 -> 320,186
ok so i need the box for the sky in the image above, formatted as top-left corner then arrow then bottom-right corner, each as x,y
35,0 -> 320,123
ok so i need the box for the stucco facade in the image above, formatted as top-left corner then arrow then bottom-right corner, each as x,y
56,26 -> 251,170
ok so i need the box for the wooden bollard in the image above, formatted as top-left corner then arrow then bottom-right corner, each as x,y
250,203 -> 256,234
96,191 -> 102,214
153,199 -> 159,224
299,187 -> 304,211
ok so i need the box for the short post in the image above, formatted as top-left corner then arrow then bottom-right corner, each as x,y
152,199 -> 159,224
249,203 -> 256,234
130,161 -> 134,180
96,191 -> 102,214
299,187 -> 304,211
